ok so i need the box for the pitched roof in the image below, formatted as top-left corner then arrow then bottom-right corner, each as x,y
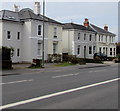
63,23 -> 95,32
0,8 -> 62,25
0,10 -> 20,22
90,24 -> 116,36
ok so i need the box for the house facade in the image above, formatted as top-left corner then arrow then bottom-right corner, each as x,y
62,19 -> 116,59
62,22 -> 97,59
90,23 -> 116,57
0,3 -> 116,63
0,2 -> 63,63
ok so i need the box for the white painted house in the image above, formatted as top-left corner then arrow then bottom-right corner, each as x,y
62,18 -> 116,59
0,3 -> 116,63
0,2 -> 63,63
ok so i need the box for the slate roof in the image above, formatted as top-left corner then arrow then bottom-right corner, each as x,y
0,8 -> 62,25
90,24 -> 116,36
63,23 -> 95,32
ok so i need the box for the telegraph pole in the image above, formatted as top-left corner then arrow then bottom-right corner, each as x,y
42,0 -> 45,67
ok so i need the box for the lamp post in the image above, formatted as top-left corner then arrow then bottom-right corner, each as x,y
42,0 -> 45,67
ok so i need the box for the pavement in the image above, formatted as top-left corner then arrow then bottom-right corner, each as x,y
1,61 -> 116,76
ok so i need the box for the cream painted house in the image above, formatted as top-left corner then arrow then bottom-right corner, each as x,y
62,19 -> 116,59
0,2 -> 63,63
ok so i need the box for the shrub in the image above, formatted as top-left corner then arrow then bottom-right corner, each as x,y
77,58 -> 86,65
2,46 -> 12,69
107,57 -> 116,61
62,55 -> 86,65
85,58 -> 102,63
48,54 -> 62,63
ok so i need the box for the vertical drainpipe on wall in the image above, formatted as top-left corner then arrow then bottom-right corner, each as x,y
42,0 -> 45,67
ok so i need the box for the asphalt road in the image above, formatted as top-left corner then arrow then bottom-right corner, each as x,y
1,63 -> 119,109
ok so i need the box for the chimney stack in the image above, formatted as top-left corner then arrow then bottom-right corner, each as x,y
104,24 -> 108,31
13,4 -> 19,12
34,2 -> 40,15
83,18 -> 89,27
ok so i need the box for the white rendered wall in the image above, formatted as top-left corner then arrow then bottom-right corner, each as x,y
0,21 -> 2,47
47,23 -> 63,55
2,21 -> 23,63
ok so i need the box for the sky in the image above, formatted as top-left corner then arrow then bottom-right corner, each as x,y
0,1 -> 119,41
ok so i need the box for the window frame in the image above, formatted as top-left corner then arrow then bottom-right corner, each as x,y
89,46 -> 92,54
7,31 -> 11,40
53,43 -> 57,54
84,33 -> 86,40
37,25 -> 42,36
89,34 -> 92,41
17,49 -> 20,57
53,27 -> 57,38
93,46 -> 96,54
77,45 -> 80,55
17,32 -> 20,40
38,41 -> 42,56
110,48 -> 112,56
78,33 -> 80,40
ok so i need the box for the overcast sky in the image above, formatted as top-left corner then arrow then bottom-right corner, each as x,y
0,1 -> 118,41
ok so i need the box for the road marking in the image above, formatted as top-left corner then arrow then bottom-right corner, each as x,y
89,69 -> 106,73
52,73 -> 79,78
0,79 -> 33,85
0,78 -> 119,109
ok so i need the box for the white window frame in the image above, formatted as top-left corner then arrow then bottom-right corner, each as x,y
99,47 -> 102,53
53,43 -> 58,54
93,46 -> 96,54
114,48 -> 116,56
99,35 -> 101,41
77,45 -> 80,55
38,42 -> 42,56
37,25 -> 42,36
106,35 -> 107,42
84,33 -> 86,40
110,48 -> 112,56
7,31 -> 11,40
78,33 -> 80,40
17,49 -> 20,57
89,46 -> 92,54
17,32 -> 20,40
103,47 -> 105,54
89,34 -> 92,41
54,27 -> 57,38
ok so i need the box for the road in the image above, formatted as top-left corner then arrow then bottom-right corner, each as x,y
1,63 -> 119,109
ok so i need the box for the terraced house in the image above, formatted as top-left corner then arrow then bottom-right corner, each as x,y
0,2 -> 63,63
62,18 -> 116,59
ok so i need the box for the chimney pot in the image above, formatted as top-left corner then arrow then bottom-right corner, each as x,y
104,24 -> 108,31
13,4 -> 19,12
84,18 -> 89,27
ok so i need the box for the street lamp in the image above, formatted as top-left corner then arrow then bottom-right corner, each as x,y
42,0 -> 45,67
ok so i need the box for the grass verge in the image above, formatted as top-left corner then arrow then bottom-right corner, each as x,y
54,62 -> 75,67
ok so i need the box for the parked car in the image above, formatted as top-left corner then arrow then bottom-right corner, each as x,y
93,53 -> 108,61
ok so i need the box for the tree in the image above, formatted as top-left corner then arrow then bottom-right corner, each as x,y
116,42 -> 120,54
